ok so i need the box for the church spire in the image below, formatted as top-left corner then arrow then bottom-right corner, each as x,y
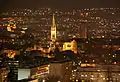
52,13 -> 56,26
51,13 -> 57,42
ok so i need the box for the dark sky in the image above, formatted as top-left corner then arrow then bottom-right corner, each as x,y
0,0 -> 120,11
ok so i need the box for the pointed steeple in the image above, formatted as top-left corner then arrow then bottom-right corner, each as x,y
51,13 -> 57,42
52,13 -> 56,26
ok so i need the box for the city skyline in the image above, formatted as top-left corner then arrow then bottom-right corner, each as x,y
0,0 -> 120,82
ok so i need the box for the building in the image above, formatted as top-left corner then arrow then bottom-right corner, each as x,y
1,49 -> 20,58
50,13 -> 57,51
75,64 -> 120,82
7,60 -> 19,82
18,64 -> 50,81
51,13 -> 57,42
49,61 -> 72,82
81,26 -> 87,38
63,40 -> 77,54
7,23 -> 17,32
0,67 -> 9,82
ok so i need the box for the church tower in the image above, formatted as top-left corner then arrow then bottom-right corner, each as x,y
50,13 -> 57,51
51,13 -> 56,42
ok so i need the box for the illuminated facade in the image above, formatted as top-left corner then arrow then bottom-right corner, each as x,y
50,14 -> 57,50
2,50 -> 20,58
51,13 -> 56,42
0,67 -> 9,82
63,40 -> 77,54
7,23 -> 16,32
18,65 -> 50,80
75,64 -> 120,82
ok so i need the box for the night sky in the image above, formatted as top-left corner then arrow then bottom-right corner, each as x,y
0,0 -> 120,11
